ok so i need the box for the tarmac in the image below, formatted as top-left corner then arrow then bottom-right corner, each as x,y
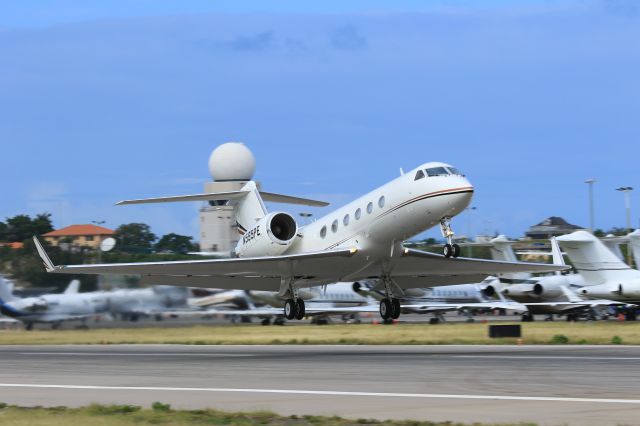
0,344 -> 639,425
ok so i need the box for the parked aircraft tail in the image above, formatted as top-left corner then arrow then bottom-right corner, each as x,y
63,279 -> 81,295
602,236 -> 625,262
627,229 -> 640,270
0,276 -> 17,303
557,231 -> 640,285
489,235 -> 531,281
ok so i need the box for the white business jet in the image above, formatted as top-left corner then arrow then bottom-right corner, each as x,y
557,230 -> 640,305
34,162 -> 564,321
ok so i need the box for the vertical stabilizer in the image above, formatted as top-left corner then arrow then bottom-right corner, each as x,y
490,235 -> 531,280
233,181 -> 267,234
0,276 -> 17,303
627,229 -> 640,270
63,279 -> 81,295
557,230 -> 640,285
549,237 -> 565,276
602,236 -> 625,262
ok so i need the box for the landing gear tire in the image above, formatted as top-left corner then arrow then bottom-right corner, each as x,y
25,322 -> 33,331
452,244 -> 461,258
284,299 -> 297,320
443,244 -> 453,258
295,299 -> 306,320
380,298 -> 392,320
521,313 -> 534,322
261,318 -> 271,326
391,298 -> 401,320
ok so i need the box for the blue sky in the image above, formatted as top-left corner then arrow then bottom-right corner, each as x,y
1,0 -> 638,241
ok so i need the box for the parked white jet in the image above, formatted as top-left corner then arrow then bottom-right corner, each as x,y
558,230 -> 640,305
0,278 -> 107,329
34,162 -> 565,321
485,235 -> 623,321
353,280 -> 525,323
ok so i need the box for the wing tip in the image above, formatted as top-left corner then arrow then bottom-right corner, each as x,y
32,236 -> 56,272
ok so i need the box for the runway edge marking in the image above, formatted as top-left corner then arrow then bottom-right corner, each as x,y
1,384 -> 639,404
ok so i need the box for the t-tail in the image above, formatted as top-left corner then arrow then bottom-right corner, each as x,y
556,230 -> 640,285
490,235 -> 531,281
115,180 -> 329,237
627,229 -> 640,270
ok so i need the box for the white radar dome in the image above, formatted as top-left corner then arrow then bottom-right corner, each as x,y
208,142 -> 256,181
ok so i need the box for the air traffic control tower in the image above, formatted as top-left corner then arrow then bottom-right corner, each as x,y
199,142 -> 257,253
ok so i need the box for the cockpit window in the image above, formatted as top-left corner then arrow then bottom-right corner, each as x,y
414,170 -> 425,180
425,167 -> 449,177
447,167 -> 462,175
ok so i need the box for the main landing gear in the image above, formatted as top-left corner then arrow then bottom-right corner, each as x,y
379,276 -> 402,321
379,297 -> 401,321
281,278 -> 306,321
440,218 -> 460,258
284,298 -> 305,320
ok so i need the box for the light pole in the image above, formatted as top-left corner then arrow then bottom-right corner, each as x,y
616,187 -> 633,266
585,179 -> 596,232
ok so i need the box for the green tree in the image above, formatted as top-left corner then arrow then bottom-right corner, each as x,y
155,233 -> 194,254
0,221 -> 7,242
115,223 -> 157,252
5,213 -> 53,242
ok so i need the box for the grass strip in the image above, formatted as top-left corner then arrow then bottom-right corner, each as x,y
0,402 -> 538,426
0,322 -> 639,345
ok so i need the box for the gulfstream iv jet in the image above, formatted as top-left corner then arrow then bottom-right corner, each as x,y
34,160 -> 566,321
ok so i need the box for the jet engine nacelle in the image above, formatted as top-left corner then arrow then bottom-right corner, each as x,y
483,285 -> 496,298
234,212 -> 298,258
501,284 -> 536,298
580,280 -> 640,299
531,283 -> 563,298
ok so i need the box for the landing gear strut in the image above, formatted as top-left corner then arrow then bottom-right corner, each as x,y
379,277 -> 402,320
440,218 -> 460,258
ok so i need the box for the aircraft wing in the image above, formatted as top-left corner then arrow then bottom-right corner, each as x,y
34,237 -> 358,291
372,248 -> 569,288
34,237 -> 566,292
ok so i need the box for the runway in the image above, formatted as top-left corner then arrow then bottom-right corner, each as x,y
0,345 -> 639,425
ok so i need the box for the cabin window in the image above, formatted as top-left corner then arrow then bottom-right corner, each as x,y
320,226 -> 327,238
343,214 -> 350,226
331,219 -> 339,233
426,167 -> 449,177
355,208 -> 362,220
366,202 -> 373,214
378,196 -> 385,208
414,170 -> 425,180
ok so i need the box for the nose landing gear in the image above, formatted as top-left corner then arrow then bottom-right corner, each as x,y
440,218 -> 461,258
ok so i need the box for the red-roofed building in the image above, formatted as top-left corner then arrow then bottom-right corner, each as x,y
43,224 -> 115,250
0,242 -> 24,250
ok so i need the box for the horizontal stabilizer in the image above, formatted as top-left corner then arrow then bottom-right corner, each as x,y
116,191 -> 249,205
116,191 -> 328,207
260,192 -> 329,207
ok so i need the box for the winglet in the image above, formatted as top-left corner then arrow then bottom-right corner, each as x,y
33,236 -> 56,272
